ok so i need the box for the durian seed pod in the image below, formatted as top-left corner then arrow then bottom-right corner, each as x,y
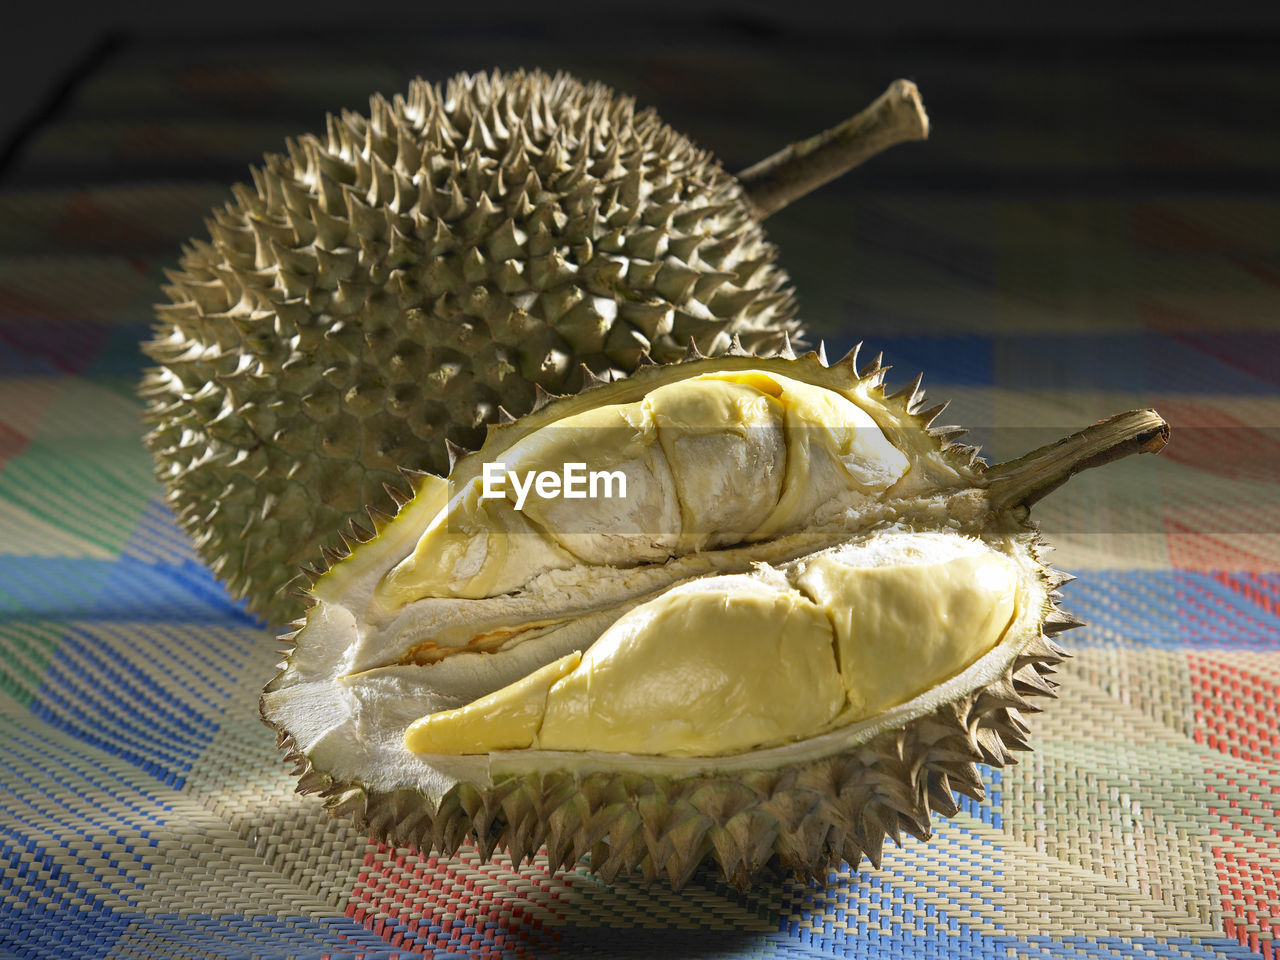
141,69 -> 929,626
260,346 -> 1169,889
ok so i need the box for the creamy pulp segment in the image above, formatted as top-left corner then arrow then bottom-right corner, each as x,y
376,371 -> 910,606
404,532 -> 1022,757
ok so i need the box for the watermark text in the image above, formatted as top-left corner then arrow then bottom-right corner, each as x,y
481,462 -> 627,510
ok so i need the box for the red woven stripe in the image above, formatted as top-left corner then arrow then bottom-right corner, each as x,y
1191,650 -> 1280,954
1166,518 -> 1280,573
347,843 -> 568,957
1190,653 -> 1280,764
1214,836 -> 1279,960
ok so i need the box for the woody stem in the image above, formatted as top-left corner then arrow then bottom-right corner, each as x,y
982,410 -> 1171,513
737,78 -> 929,219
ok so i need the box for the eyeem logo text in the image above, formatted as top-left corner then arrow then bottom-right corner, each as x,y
480,462 -> 628,510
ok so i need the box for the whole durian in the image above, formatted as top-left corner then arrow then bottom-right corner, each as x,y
260,347 -> 1169,889
141,69 -> 928,624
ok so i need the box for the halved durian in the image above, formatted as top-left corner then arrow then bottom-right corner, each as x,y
260,347 -> 1168,888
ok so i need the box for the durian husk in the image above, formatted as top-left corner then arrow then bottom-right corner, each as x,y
261,345 -> 1167,890
141,69 -> 802,625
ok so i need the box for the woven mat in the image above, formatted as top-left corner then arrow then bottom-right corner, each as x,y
2,24 -> 1278,959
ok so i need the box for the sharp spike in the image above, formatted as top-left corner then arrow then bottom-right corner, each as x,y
1016,633 -> 1066,666
927,774 -> 961,817
636,350 -> 658,366
930,426 -> 968,443
295,769 -> 328,794
444,438 -> 465,469
367,504 -> 395,529
1042,609 -> 1086,635
937,760 -> 985,800
349,520 -> 374,543
532,384 -> 557,411
858,352 -> 884,379
838,341 -> 862,371
383,482 -> 412,507
777,330 -> 797,361
973,726 -> 1016,766
995,722 -> 1034,753
682,338 -> 705,362
974,676 -> 1032,713
888,371 -> 925,405
816,340 -> 829,367
580,363 -> 608,390
915,400 -> 950,427
861,826 -> 885,871
496,406 -> 518,425
1013,663 -> 1060,697
1046,569 -> 1077,588
999,706 -> 1035,736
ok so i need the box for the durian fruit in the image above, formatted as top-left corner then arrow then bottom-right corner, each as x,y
260,347 -> 1169,889
140,69 -> 929,624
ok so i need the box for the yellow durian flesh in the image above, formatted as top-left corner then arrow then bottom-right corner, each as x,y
375,369 -> 910,607
797,538 -> 1020,721
403,652 -> 583,754
403,534 -> 1024,757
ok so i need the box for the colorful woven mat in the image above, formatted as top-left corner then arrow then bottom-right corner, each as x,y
2,24 -> 1277,959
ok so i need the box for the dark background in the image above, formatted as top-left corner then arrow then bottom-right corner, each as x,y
10,0 -> 1280,175
5,0 -> 1278,364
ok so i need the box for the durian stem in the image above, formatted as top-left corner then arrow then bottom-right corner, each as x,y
737,78 -> 929,219
983,410 -> 1170,513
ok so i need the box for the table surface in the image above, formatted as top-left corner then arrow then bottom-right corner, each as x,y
1,24 -> 1277,960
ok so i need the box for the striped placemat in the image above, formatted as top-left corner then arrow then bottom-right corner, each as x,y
2,23 -> 1277,959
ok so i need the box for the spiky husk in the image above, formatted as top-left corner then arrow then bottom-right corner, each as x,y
260,345 -> 1106,889
141,69 -> 800,624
